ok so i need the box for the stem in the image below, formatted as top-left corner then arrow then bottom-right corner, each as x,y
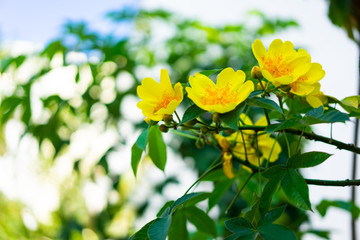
174,111 -> 181,123
184,155 -> 223,195
295,126 -> 306,155
266,132 -> 280,168
283,130 -> 291,158
231,157 -> 360,187
170,130 -> 198,140
225,172 -> 255,214
255,132 -> 262,194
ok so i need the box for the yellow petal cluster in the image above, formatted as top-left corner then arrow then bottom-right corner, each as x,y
137,69 -> 183,121
215,114 -> 281,177
186,67 -> 254,114
252,39 -> 311,86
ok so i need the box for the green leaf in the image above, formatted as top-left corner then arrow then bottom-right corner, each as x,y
258,224 -> 296,240
157,201 -> 174,217
208,178 -> 234,210
247,97 -> 283,114
129,220 -> 156,240
181,105 -> 206,123
265,118 -> 304,133
136,128 -> 149,150
131,144 -> 143,176
303,109 -> 349,125
259,174 -> 285,216
185,206 -> 217,237
281,169 -> 311,210
171,192 -> 209,211
199,69 -> 222,77
148,125 -> 167,171
225,217 -> 255,232
148,216 -> 172,240
219,102 -> 245,130
316,200 -> 360,219
242,194 -> 261,225
306,230 -> 330,240
168,210 -> 189,240
258,206 -> 286,227
287,151 -> 332,168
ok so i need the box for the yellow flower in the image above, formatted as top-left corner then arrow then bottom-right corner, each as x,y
290,63 -> 325,96
137,69 -> 183,121
215,114 -> 281,175
305,85 -> 328,108
186,67 -> 254,114
252,39 -> 311,86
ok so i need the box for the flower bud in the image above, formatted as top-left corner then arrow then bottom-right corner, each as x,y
251,66 -> 262,79
200,127 -> 208,134
195,138 -> 205,149
212,112 -> 220,123
163,114 -> 173,125
159,124 -> 169,133
183,119 -> 197,127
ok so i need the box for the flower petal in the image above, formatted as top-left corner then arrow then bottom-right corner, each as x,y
252,39 -> 267,61
217,67 -> 246,88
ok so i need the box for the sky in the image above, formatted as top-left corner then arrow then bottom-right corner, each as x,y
0,0 -> 359,239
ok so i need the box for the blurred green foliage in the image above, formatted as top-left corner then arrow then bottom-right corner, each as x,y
0,6 -> 321,240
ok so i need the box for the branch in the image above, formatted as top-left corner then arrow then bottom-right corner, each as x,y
232,157 -> 360,187
305,178 -> 360,187
219,125 -> 360,155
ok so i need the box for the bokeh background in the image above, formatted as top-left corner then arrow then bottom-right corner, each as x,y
0,0 -> 359,239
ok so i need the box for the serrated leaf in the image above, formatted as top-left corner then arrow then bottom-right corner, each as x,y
199,69 -> 222,77
287,151 -> 332,168
185,206 -> 217,237
129,220 -> 156,240
281,169 -> 311,210
219,102 -> 245,130
259,175 -> 284,216
258,224 -> 296,240
225,217 -> 255,232
247,97 -> 283,114
258,206 -> 286,227
168,210 -> 188,240
181,104 -> 206,123
148,216 -> 172,240
148,125 -> 167,171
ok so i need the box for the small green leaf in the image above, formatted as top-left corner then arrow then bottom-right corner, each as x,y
181,104 -> 206,123
171,192 -> 209,211
259,175 -> 284,216
168,210 -> 188,240
131,144 -> 143,176
148,216 -> 172,240
281,169 -> 311,210
157,201 -> 174,217
258,206 -> 286,227
242,194 -> 261,225
148,125 -> 167,171
316,200 -> 360,219
287,151 -> 332,168
219,102 -> 245,130
258,224 -> 296,240
265,118 -> 304,133
185,206 -> 217,237
247,97 -> 283,114
306,230 -> 330,240
199,69 -> 222,77
136,128 -> 149,150
208,178 -> 234,210
225,217 -> 255,232
129,220 -> 156,240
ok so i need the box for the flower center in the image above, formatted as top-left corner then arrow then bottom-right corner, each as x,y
200,83 -> 238,106
262,56 -> 293,78
154,92 -> 175,112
